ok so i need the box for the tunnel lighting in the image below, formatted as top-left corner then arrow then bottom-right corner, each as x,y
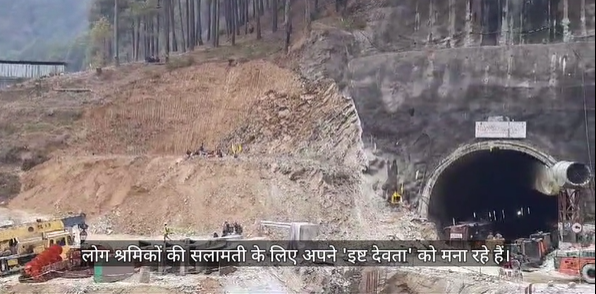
517,210 -> 523,216
502,210 -> 505,219
527,207 -> 530,214
473,212 -> 476,218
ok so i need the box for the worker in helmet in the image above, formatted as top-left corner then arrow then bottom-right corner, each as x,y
199,143 -> 205,155
222,221 -> 230,236
391,190 -> 401,204
487,232 -> 495,240
391,183 -> 405,205
163,223 -> 172,241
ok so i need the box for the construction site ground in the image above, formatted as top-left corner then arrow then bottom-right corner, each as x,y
4,208 -> 593,294
1,16 -> 594,294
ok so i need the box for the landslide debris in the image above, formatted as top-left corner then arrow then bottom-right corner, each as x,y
221,82 -> 364,166
8,61 -> 364,238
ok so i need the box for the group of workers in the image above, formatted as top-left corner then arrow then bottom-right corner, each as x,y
213,221 -> 243,238
487,231 -> 504,240
185,143 -> 242,159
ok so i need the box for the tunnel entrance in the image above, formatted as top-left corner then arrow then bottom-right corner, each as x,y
425,144 -> 559,241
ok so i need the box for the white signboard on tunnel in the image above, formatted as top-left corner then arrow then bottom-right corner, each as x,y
475,121 -> 526,139
508,122 -> 527,138
450,233 -> 463,239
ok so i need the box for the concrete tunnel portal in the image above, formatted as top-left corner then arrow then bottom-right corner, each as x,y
419,141 -> 593,241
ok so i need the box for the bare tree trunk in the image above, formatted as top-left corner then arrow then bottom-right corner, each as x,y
207,0 -> 212,41
143,17 -> 148,57
114,0 -> 119,66
271,0 -> 278,32
223,0 -> 232,40
244,0 -> 249,34
234,0 -> 241,35
178,0 -> 187,51
131,18 -> 136,60
155,8 -> 160,56
152,17 -> 156,57
147,17 -> 152,56
135,17 -> 141,60
231,0 -> 237,45
252,0 -> 256,19
305,0 -> 312,32
237,0 -> 242,25
212,0 -> 220,47
150,17 -> 154,57
196,0 -> 203,45
170,0 -> 179,51
256,0 -> 262,39
215,0 -> 220,46
188,0 -> 194,50
163,0 -> 170,60
283,0 -> 291,53
258,0 -> 264,16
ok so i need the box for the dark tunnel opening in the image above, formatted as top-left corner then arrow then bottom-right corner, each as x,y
428,149 -> 558,241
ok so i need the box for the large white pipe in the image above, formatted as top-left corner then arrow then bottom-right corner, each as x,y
534,161 -> 592,195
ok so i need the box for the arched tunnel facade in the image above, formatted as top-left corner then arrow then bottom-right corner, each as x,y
419,141 -> 592,241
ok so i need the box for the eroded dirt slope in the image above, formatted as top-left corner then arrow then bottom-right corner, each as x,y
77,60 -> 302,155
222,83 -> 364,166
7,61 -> 364,237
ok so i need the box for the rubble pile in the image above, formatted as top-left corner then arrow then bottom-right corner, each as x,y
221,82 -> 362,165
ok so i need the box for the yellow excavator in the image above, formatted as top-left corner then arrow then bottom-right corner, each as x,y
0,213 -> 86,276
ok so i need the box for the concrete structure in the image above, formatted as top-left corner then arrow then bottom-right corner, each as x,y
0,60 -> 66,88
259,221 -> 320,240
300,0 -> 595,225
93,260 -> 135,283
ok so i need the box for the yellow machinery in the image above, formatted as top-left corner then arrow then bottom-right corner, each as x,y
0,214 -> 86,276
0,219 -> 67,256
389,183 -> 404,205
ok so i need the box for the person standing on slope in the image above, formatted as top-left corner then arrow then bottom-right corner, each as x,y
163,223 -> 172,241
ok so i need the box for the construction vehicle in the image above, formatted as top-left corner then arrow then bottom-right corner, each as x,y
18,244 -> 93,283
0,230 -> 76,276
0,214 -> 86,277
515,232 -> 553,266
444,221 -> 493,249
553,245 -> 595,284
0,213 -> 86,255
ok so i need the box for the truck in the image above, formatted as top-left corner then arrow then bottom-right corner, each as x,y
554,245 -> 595,284
0,214 -> 86,276
443,221 -> 495,249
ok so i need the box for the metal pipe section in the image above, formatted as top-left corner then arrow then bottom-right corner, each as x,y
533,161 -> 592,195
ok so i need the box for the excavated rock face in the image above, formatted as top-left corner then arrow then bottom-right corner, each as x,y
301,0 -> 595,217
